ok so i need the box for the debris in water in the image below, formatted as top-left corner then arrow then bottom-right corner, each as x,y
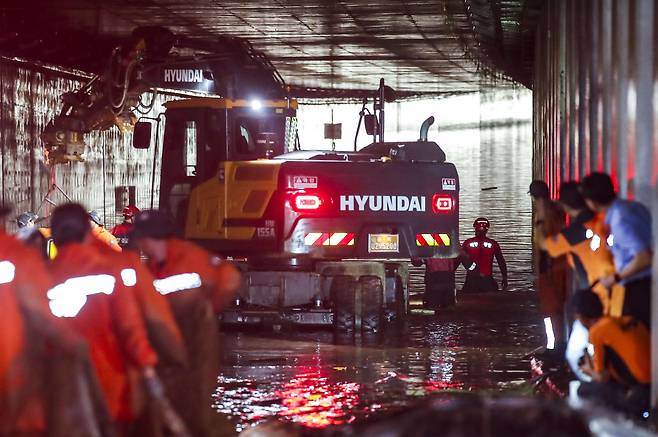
482,186 -> 498,191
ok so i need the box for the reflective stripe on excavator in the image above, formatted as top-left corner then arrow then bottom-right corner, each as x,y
415,233 -> 451,246
304,233 -> 355,246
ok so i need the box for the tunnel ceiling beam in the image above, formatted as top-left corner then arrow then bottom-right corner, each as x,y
0,0 -> 538,98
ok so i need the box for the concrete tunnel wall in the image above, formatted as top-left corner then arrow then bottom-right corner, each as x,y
0,58 -> 172,232
532,0 -> 658,402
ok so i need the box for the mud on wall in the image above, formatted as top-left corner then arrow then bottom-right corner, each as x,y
0,58 -> 174,232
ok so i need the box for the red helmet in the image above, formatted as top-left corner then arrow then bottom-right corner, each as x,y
473,217 -> 490,232
122,205 -> 140,219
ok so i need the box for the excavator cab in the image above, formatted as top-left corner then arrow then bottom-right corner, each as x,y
134,97 -> 297,227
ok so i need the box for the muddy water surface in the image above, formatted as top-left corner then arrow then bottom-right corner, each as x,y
213,121 -> 542,432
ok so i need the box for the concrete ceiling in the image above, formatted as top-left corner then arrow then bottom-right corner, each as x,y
0,0 -> 539,98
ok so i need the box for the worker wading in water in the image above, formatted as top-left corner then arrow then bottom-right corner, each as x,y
111,205 -> 140,249
461,217 -> 508,292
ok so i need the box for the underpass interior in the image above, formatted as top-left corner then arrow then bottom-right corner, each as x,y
1,1 -> 656,436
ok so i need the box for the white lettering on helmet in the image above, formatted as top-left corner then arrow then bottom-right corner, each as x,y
120,268 -> 137,287
0,261 -> 16,285
339,195 -> 426,212
153,273 -> 202,295
48,274 -> 116,317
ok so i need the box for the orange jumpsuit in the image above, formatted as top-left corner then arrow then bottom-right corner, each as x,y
91,238 -> 186,367
534,200 -> 568,342
0,231 -> 78,433
92,225 -> 122,253
49,243 -> 157,423
147,238 -> 239,436
149,239 -> 239,313
544,212 -> 619,315
590,316 -> 650,385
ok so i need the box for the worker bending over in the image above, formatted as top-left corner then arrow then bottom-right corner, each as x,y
580,173 -> 653,328
572,289 -> 650,417
49,204 -> 183,436
461,217 -> 508,293
537,182 -> 617,373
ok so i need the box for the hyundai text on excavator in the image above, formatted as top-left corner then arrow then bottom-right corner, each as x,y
42,27 -> 460,332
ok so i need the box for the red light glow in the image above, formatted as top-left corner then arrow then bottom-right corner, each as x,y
432,194 -> 454,213
289,191 -> 325,212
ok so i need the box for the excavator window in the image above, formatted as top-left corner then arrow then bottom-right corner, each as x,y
184,121 -> 198,176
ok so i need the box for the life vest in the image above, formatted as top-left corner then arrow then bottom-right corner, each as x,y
462,236 -> 499,277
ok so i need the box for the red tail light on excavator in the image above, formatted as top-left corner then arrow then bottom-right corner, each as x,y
288,191 -> 325,212
432,194 -> 454,213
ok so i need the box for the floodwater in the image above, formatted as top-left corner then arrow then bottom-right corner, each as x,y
213,117 -> 542,433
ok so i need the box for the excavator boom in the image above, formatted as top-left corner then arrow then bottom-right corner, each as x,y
41,26 -> 286,164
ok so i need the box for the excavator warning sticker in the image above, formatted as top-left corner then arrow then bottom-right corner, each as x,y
293,176 -> 318,189
442,178 -> 456,191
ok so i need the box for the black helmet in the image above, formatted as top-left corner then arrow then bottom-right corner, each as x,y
130,209 -> 175,240
528,180 -> 550,199
17,211 -> 38,228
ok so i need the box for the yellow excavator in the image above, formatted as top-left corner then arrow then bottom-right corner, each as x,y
43,27 -> 461,332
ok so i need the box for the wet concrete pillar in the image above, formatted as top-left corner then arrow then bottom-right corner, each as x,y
600,0 -> 612,174
633,0 -> 654,209
629,0 -> 658,408
567,0 -> 578,179
615,0 -> 630,198
558,0 -> 568,183
577,0 -> 589,178
589,0 -> 600,172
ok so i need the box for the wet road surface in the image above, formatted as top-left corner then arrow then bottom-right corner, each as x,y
214,114 -> 540,432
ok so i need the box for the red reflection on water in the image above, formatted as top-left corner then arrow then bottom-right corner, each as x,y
424,379 -> 464,393
274,366 -> 360,428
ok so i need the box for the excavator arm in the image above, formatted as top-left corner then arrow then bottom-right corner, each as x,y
41,26 -> 286,164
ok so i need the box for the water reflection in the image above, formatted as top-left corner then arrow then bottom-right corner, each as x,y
214,115 -> 541,431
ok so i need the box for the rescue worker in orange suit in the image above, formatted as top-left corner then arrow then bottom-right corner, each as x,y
536,182 -> 617,376
529,180 -> 568,355
89,210 -> 122,253
1,206 -> 101,436
111,205 -> 140,249
49,203 -> 186,436
461,217 -> 508,293
90,233 -> 187,437
572,289 -> 650,417
131,209 -> 241,437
